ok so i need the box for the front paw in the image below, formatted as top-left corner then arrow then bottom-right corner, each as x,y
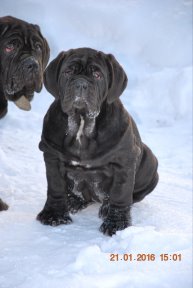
99,206 -> 131,236
99,219 -> 130,236
37,208 -> 72,226
67,193 -> 87,214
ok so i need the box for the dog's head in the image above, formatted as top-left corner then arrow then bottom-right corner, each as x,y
44,48 -> 127,118
0,16 -> 50,103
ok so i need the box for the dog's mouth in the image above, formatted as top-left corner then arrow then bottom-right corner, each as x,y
5,88 -> 35,111
74,100 -> 100,118
4,77 -> 42,111
67,103 -> 99,120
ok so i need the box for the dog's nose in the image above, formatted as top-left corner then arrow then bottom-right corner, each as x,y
23,57 -> 39,72
75,79 -> 88,90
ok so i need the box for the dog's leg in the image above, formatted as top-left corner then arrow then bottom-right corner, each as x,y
67,179 -> 98,213
98,196 -> 110,219
37,151 -> 72,226
99,166 -> 135,236
0,91 -> 8,119
67,179 -> 88,214
0,198 -> 9,211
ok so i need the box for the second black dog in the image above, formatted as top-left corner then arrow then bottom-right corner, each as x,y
37,48 -> 159,236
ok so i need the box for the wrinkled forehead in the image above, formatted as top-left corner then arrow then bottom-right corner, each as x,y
2,23 -> 42,43
64,49 -> 107,68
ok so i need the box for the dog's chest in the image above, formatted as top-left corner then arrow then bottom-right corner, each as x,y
63,117 -> 109,202
64,115 -> 97,159
67,165 -> 105,203
73,115 -> 85,144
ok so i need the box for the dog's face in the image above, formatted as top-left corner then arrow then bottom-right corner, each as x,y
0,16 -> 50,102
58,50 -> 109,118
44,48 -> 127,118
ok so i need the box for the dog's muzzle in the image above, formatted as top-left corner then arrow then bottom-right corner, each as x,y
5,56 -> 41,111
73,78 -> 89,110
22,56 -> 39,75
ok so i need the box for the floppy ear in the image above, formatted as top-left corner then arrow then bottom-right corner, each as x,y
0,25 -> 9,37
0,19 -> 9,37
33,25 -> 50,70
44,52 -> 66,98
106,54 -> 128,104
42,37 -> 50,70
34,24 -> 40,32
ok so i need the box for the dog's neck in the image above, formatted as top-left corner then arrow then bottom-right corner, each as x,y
67,112 -> 96,143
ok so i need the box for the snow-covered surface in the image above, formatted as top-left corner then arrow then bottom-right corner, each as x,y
0,0 -> 192,287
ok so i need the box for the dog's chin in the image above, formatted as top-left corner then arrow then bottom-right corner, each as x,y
5,88 -> 34,102
61,104 -> 99,120
4,79 -> 42,102
5,89 -> 34,102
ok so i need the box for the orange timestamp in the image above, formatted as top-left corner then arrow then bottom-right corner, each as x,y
109,253 -> 182,262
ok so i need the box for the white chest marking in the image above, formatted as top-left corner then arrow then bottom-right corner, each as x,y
71,160 -> 79,166
71,160 -> 91,168
76,115 -> 85,144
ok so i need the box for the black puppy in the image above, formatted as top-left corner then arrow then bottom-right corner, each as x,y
37,48 -> 158,236
0,16 -> 50,211
0,16 -> 50,118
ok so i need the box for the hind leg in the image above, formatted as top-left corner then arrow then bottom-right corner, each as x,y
133,172 -> 159,203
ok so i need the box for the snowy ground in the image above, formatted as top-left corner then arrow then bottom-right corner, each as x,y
0,1 -> 192,287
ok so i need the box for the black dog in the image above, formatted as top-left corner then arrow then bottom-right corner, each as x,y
37,48 -> 158,236
0,16 -> 50,211
0,16 -> 50,118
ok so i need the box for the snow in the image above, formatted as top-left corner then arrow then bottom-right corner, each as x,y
0,0 -> 192,287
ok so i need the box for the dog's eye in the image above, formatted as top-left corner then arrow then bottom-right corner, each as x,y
4,44 -> 15,53
35,43 -> 42,51
64,69 -> 74,76
93,71 -> 101,79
